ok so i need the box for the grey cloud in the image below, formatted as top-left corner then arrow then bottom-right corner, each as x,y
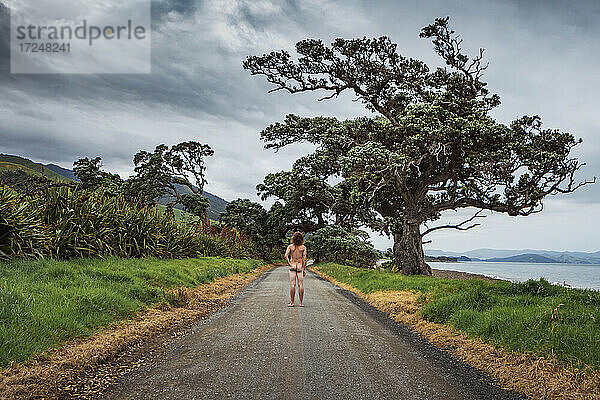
152,0 -> 197,25
17,109 -> 55,121
0,2 -> 9,74
0,0 -> 348,123
0,0 -> 599,251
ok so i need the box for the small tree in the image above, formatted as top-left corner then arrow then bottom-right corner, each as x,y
307,225 -> 379,268
244,17 -> 594,275
73,157 -> 123,196
128,142 -> 214,217
220,199 -> 268,238
220,198 -> 289,257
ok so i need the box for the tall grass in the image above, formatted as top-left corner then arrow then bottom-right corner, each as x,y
38,187 -> 219,259
0,186 -> 48,259
0,257 -> 263,367
0,185 -> 256,261
316,263 -> 600,369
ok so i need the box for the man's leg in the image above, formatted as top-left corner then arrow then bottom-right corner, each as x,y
288,269 -> 296,306
297,270 -> 304,306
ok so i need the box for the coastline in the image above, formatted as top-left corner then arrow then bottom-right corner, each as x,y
313,264 -> 600,399
432,268 -> 505,283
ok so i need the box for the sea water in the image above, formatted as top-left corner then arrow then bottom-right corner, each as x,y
428,261 -> 600,291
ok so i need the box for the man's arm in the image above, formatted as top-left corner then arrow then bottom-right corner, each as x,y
302,247 -> 307,275
285,245 -> 291,266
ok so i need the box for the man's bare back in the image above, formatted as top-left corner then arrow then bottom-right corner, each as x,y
286,244 -> 306,271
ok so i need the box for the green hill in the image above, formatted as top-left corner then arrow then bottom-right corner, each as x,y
45,163 -> 79,181
0,154 -> 72,182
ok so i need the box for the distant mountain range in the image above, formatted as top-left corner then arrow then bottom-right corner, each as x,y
0,154 -> 229,220
45,163 -> 80,182
426,248 -> 600,264
157,186 -> 228,220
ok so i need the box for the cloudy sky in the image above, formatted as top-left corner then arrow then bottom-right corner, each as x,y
0,0 -> 598,252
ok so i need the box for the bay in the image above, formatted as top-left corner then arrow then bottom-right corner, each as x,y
429,261 -> 600,291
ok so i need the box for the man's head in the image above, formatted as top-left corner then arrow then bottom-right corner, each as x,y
291,231 -> 304,246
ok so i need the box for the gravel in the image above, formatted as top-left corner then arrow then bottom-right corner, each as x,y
102,266 -> 522,400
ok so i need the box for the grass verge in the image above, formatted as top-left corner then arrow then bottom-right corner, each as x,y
313,263 -> 600,400
0,257 -> 263,368
0,258 -> 272,399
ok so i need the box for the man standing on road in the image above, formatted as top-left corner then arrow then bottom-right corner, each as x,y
285,232 -> 307,307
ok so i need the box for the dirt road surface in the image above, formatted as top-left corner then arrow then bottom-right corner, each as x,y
103,266 -> 522,400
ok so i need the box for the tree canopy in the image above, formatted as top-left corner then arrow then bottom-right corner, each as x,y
244,17 -> 593,275
219,198 -> 289,257
126,142 -> 213,216
73,157 -> 123,197
74,142 -> 214,218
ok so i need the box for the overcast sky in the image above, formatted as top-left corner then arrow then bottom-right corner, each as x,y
0,0 -> 598,252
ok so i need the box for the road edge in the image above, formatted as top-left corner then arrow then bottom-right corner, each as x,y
0,262 -> 277,400
310,267 -> 600,400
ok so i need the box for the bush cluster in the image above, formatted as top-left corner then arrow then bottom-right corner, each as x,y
0,185 -> 257,261
306,225 -> 379,268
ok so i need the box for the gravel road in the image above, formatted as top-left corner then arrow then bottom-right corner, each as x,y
103,266 -> 522,400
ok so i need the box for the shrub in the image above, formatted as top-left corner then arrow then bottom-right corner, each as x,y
0,186 -> 49,260
307,225 -> 379,268
0,186 -> 246,261
194,219 -> 258,259
420,287 -> 499,323
503,278 -> 562,297
35,187 -> 221,259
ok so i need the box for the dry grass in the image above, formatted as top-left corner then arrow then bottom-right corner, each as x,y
0,263 -> 274,400
312,267 -> 600,400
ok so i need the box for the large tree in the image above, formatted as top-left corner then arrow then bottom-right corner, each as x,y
257,117 -> 376,233
244,17 -> 593,275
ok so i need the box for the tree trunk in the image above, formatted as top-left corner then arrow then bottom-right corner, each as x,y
393,215 -> 431,276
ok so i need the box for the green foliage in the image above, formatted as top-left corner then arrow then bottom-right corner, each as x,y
245,18 -> 592,274
0,185 -> 244,261
383,248 -> 394,259
219,199 -> 287,258
194,218 -> 258,259
0,186 -> 49,259
1,150 -> 259,261
73,157 -> 123,196
255,128 -> 376,234
220,199 -> 267,237
36,186 -> 218,259
317,263 -> 600,368
307,225 -> 379,267
180,193 -> 210,217
257,169 -> 331,233
128,142 -> 213,212
0,257 -> 262,367
421,287 -> 500,322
